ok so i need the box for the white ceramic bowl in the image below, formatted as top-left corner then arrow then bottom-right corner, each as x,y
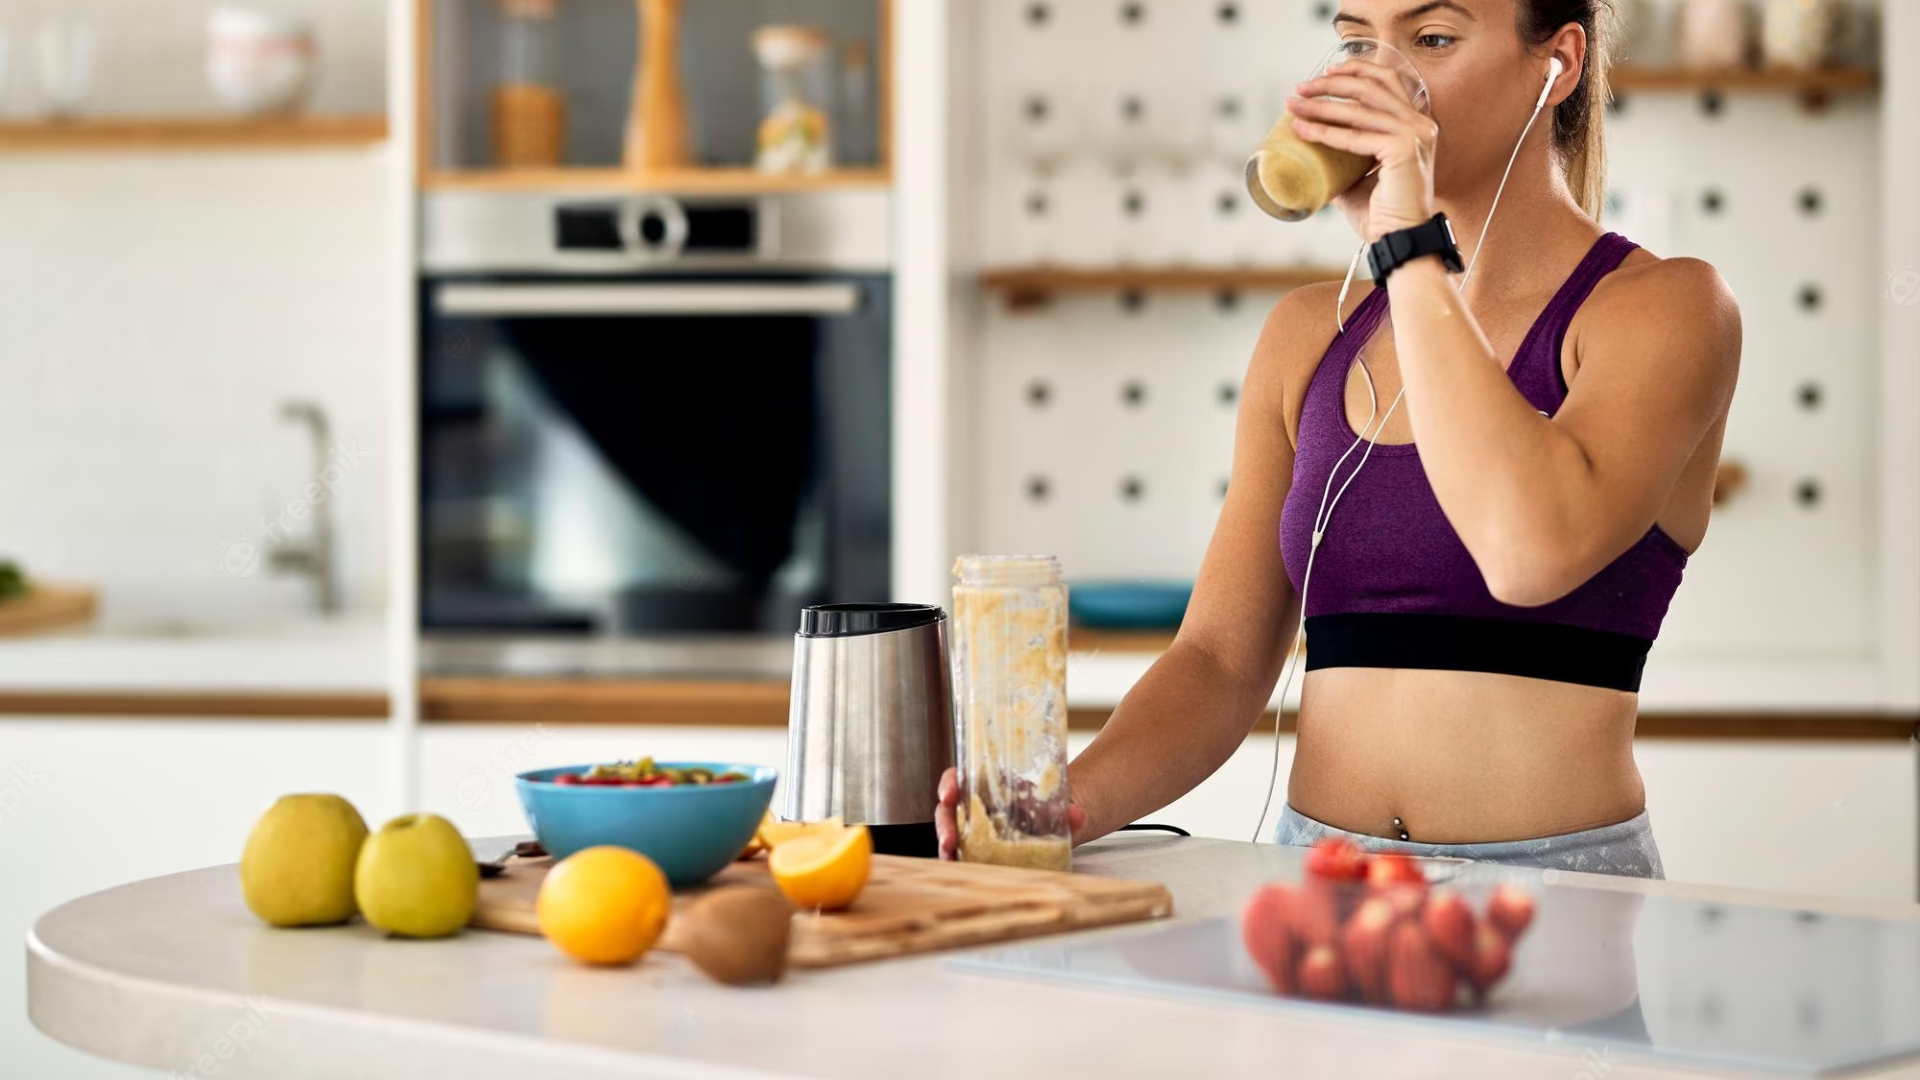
207,7 -> 315,116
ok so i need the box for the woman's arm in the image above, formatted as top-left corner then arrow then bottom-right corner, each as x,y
1065,291 -> 1311,843
1386,254 -> 1741,605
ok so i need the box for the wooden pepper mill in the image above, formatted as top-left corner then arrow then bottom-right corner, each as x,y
624,0 -> 693,172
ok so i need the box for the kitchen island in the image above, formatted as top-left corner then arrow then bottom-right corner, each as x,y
27,834 -> 1920,1079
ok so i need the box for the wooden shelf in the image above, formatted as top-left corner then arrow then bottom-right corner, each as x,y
1611,65 -> 1877,106
982,265 -> 1344,311
419,166 -> 893,195
0,115 -> 390,152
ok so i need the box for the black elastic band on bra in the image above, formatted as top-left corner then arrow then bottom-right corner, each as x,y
1304,612 -> 1651,692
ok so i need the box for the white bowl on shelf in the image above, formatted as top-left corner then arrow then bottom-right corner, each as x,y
207,7 -> 315,117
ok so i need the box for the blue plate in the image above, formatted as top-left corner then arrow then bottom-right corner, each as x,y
1070,580 -> 1194,630
514,762 -> 777,886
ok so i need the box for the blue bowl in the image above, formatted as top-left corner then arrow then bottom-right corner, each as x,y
514,762 -> 778,886
1069,580 -> 1195,630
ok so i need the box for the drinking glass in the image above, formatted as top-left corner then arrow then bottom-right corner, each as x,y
1245,38 -> 1428,222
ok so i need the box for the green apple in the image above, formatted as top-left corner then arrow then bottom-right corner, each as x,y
240,794 -> 369,927
354,813 -> 479,939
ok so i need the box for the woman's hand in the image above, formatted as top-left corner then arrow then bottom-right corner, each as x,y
1285,59 -> 1438,243
934,767 -> 1089,860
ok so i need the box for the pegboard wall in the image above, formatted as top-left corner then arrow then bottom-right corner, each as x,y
962,0 -> 1885,664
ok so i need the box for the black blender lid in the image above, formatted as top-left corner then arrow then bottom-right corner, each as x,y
798,603 -> 946,638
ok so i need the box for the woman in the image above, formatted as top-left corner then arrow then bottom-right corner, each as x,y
937,0 -> 1741,878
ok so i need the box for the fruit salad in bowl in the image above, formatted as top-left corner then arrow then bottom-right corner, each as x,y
515,758 -> 776,885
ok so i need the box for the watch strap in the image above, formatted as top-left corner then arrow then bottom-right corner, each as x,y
1367,213 -> 1465,282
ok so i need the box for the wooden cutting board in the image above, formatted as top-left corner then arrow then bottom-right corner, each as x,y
0,585 -> 98,637
471,853 -> 1174,968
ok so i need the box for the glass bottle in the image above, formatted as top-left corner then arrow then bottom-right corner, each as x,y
492,0 -> 566,169
836,39 -> 877,168
950,555 -> 1072,872
753,25 -> 833,173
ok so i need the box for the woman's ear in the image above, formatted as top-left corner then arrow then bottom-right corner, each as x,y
1545,23 -> 1589,109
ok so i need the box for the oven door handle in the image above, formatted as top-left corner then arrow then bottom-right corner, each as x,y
433,282 -> 863,318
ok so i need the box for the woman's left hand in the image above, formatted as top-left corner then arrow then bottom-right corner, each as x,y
1286,60 -> 1438,243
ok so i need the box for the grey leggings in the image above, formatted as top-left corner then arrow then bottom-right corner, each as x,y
1275,803 -> 1666,879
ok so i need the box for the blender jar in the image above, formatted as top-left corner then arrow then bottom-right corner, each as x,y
950,554 -> 1073,872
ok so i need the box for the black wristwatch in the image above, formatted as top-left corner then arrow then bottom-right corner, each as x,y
1367,212 -> 1465,283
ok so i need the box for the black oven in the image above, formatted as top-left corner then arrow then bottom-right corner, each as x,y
418,192 -> 890,673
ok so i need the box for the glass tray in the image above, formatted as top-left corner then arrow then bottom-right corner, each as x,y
952,884 -> 1920,1076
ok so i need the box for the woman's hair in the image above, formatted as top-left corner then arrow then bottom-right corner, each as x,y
1517,0 -> 1618,220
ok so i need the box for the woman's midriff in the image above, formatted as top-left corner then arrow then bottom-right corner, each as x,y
1284,666 -> 1645,844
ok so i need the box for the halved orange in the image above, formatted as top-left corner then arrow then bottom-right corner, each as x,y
768,823 -> 871,911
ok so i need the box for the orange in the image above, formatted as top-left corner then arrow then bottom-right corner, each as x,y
768,823 -> 871,911
758,814 -> 842,852
536,846 -> 671,965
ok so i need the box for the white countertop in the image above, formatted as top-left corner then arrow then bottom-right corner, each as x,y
0,612 -> 388,694
27,836 -> 1920,1079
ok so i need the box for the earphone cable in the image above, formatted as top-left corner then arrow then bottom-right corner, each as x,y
1251,76 -> 1554,842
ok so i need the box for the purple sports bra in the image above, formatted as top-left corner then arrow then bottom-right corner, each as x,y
1278,232 -> 1687,692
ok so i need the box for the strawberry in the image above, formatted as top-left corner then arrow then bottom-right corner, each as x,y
1420,889 -> 1476,970
1304,837 -> 1371,881
1297,943 -> 1347,1001
1487,884 -> 1537,941
1388,920 -> 1459,1012
1366,853 -> 1428,891
1242,884 -> 1297,993
1340,895 -> 1397,1004
1463,921 -> 1512,995
1287,879 -> 1343,947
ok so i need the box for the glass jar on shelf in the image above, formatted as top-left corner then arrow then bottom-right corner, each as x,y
492,0 -> 566,169
752,24 -> 834,174
949,554 -> 1073,872
835,38 -> 877,168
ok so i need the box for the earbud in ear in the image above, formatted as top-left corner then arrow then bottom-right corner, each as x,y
1536,57 -> 1564,110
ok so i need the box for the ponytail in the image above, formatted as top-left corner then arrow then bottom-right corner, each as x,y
1520,0 -> 1618,221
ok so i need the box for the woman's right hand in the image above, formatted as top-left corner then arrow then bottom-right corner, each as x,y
934,767 -> 1089,860
935,767 -> 962,859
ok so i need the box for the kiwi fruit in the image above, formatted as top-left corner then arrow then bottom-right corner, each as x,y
681,886 -> 792,986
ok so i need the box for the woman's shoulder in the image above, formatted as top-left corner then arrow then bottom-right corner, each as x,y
1588,245 -> 1739,326
1570,243 -> 1743,389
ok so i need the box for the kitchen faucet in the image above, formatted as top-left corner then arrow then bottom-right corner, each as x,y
270,400 -> 341,614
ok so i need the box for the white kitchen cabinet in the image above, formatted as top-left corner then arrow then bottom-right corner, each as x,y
2,718 -> 391,1080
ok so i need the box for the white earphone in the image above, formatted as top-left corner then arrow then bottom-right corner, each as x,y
1251,53 -> 1570,843
1539,56 -> 1565,111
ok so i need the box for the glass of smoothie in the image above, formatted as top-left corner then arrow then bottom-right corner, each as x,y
1245,37 -> 1430,222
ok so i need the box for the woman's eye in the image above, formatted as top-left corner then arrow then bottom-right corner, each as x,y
1415,33 -> 1455,50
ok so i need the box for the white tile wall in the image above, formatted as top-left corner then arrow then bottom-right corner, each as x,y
0,1 -> 393,622
0,151 -> 396,622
